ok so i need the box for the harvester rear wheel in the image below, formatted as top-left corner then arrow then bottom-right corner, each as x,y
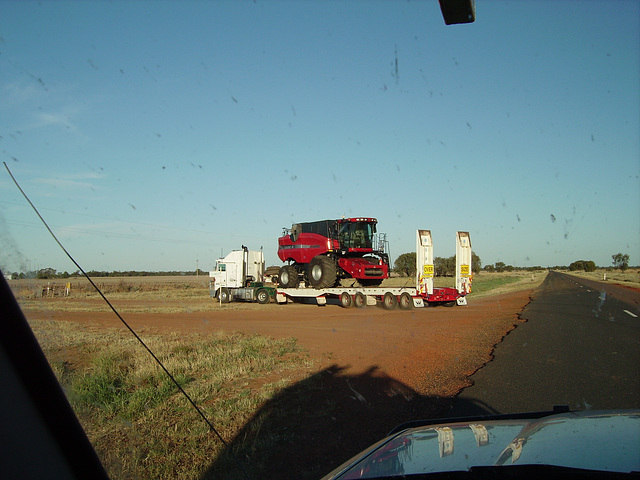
308,256 -> 338,289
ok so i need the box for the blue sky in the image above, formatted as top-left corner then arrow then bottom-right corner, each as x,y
1,0 -> 638,273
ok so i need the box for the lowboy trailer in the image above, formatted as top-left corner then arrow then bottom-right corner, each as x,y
276,230 -> 472,309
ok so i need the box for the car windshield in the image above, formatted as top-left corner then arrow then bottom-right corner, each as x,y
1,1 -> 638,480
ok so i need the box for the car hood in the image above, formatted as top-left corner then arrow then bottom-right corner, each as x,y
322,409 -> 640,479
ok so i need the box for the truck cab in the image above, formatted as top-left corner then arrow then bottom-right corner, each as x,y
209,247 -> 274,304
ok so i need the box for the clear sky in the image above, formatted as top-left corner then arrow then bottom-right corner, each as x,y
1,0 -> 639,273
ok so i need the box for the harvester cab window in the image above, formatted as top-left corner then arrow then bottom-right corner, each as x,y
218,264 -> 226,272
339,222 -> 374,250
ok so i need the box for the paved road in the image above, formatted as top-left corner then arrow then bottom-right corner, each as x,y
452,271 -> 640,416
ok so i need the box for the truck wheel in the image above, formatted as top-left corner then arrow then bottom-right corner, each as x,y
308,256 -> 338,289
339,292 -> 352,308
279,265 -> 299,288
399,292 -> 413,310
443,300 -> 456,307
219,288 -> 231,303
256,288 -> 270,304
354,292 -> 366,308
383,292 -> 398,310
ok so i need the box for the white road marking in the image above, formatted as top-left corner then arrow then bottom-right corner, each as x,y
623,310 -> 638,318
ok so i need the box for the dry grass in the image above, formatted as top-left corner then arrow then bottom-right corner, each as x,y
561,269 -> 640,289
28,318 -> 314,480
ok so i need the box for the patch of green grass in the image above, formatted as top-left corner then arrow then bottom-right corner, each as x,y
468,275 -> 521,296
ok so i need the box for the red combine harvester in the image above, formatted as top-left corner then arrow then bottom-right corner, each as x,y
277,217 -> 390,289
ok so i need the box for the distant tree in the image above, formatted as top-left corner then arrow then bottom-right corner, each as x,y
569,260 -> 584,271
36,267 -> 57,279
483,264 -> 495,272
434,256 -> 456,276
612,253 -> 629,272
471,252 -> 482,273
494,261 -> 506,273
569,260 -> 597,272
394,252 -> 417,277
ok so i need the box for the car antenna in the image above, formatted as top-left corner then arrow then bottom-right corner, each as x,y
3,162 -> 252,480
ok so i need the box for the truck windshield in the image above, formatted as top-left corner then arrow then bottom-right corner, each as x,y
339,222 -> 374,250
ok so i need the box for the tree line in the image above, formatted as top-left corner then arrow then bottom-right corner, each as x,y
393,252 -> 482,277
393,251 -> 632,276
7,268 -> 207,280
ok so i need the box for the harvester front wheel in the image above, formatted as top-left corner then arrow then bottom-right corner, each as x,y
308,256 -> 338,289
278,265 -> 299,288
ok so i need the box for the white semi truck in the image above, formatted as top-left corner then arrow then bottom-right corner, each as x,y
209,246 -> 276,304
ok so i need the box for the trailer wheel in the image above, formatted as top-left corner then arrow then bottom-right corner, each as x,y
354,292 -> 366,308
399,292 -> 413,310
256,288 -> 270,305
339,292 -> 352,308
219,288 -> 231,303
383,292 -> 398,310
279,265 -> 299,288
443,300 -> 456,307
308,256 -> 338,289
